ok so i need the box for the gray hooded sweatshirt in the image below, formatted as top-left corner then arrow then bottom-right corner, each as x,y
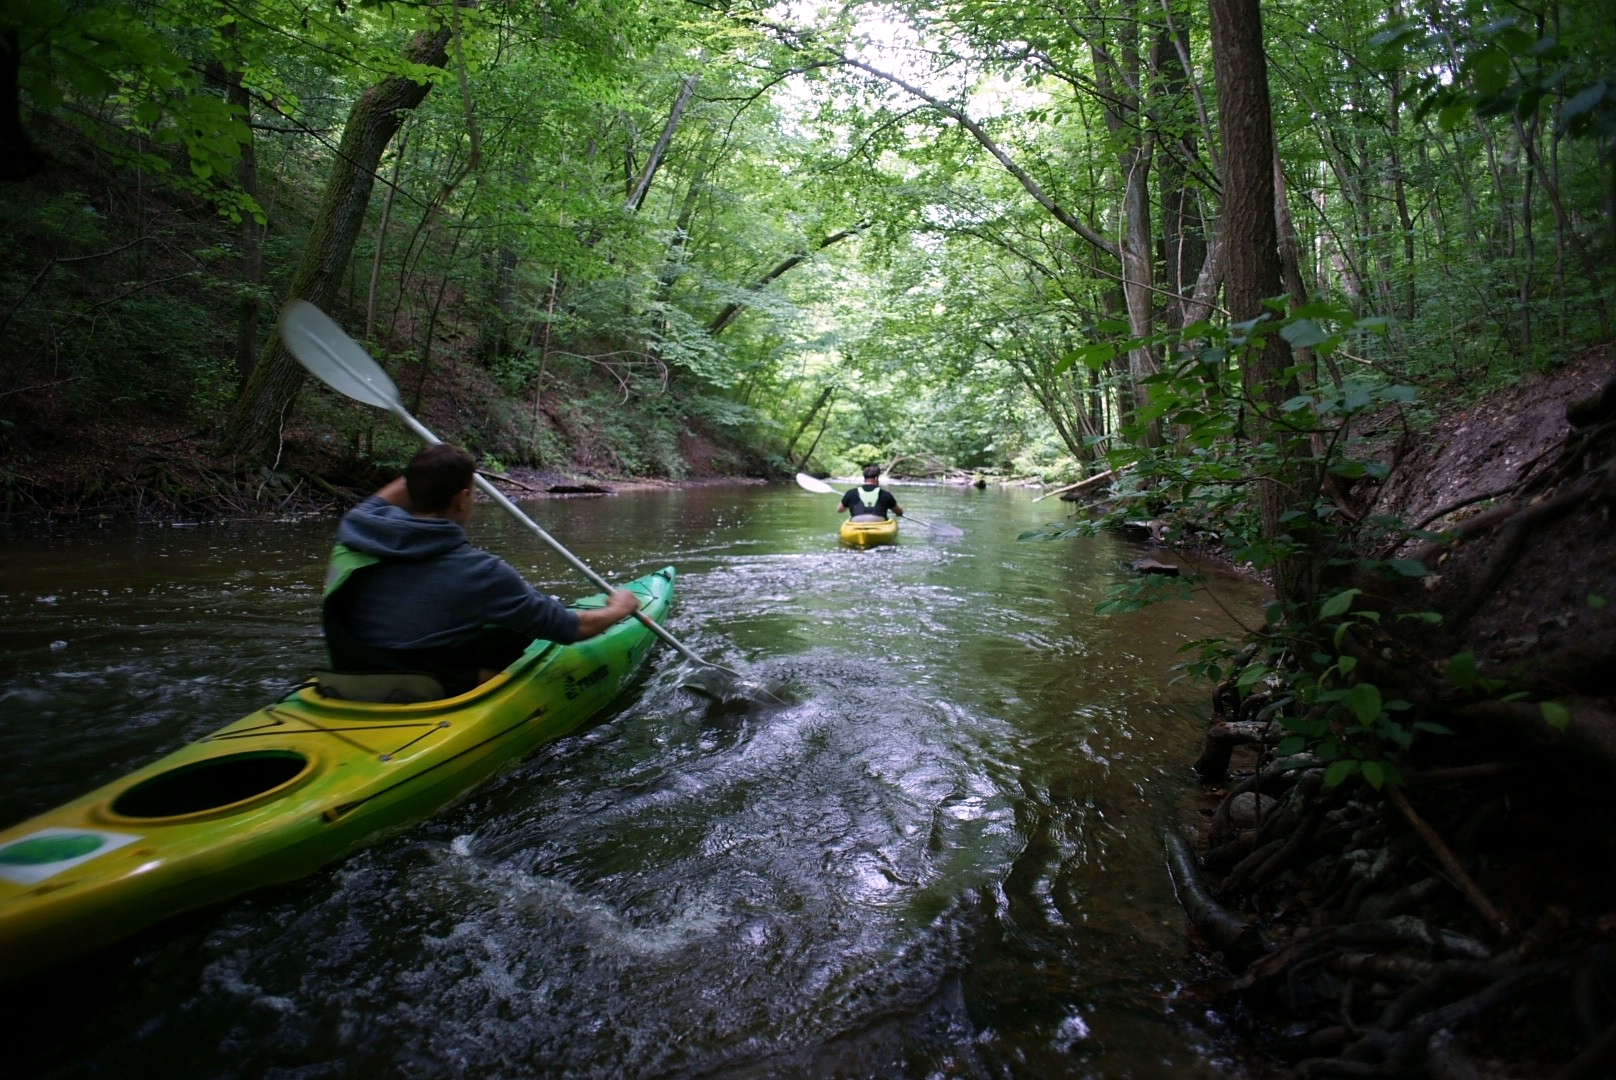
328,495 -> 580,651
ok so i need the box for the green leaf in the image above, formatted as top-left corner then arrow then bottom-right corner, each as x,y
1280,319 -> 1331,348
1541,701 -> 1571,730
1588,594 -> 1608,609
1362,760 -> 1386,789
1349,682 -> 1383,724
1469,46 -> 1512,94
1438,102 -> 1472,131
1324,759 -> 1361,787
1560,81 -> 1609,123
1282,393 -> 1315,413
1320,588 -> 1361,619
1387,559 -> 1429,578
1448,651 -> 1479,692
1336,655 -> 1358,675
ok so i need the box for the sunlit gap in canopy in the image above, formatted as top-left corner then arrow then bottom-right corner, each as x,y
772,1 -> 1046,119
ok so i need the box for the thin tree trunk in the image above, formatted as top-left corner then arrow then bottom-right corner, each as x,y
1091,7 -> 1159,446
1387,70 -> 1417,319
366,126 -> 410,338
531,268 -> 560,442
220,21 -> 262,386
785,385 -> 836,460
627,75 -> 698,214
707,225 -> 865,336
1516,115 -> 1538,352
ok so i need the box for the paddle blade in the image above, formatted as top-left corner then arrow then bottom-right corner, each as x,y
279,300 -> 404,412
795,472 -> 837,494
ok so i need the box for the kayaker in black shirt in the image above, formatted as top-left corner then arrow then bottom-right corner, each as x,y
323,443 -> 639,696
838,464 -> 905,521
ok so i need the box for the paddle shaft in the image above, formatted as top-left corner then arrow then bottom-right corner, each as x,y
390,410 -> 729,674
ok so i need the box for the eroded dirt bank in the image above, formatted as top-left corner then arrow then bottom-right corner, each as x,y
1175,347 -> 1616,1079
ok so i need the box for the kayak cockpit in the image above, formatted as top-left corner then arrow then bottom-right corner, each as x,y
108,750 -> 313,821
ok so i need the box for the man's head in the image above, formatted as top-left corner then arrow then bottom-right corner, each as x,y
862,464 -> 881,482
406,444 -> 476,519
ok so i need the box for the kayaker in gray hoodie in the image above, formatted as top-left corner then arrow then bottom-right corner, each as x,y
323,443 -> 639,695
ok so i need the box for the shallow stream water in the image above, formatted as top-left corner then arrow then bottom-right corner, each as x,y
0,482 -> 1268,1078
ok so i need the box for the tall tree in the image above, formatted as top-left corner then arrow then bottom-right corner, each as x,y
1209,0 -> 1305,603
222,15 -> 454,458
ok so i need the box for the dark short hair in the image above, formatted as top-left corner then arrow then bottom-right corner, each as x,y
862,464 -> 881,479
406,444 -> 475,513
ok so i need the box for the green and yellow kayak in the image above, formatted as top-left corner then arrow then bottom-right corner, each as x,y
0,567 -> 675,981
839,517 -> 898,549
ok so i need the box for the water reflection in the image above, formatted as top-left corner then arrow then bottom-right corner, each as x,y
0,483 -> 1264,1077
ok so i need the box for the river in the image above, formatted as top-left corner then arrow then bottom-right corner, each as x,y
0,481 -> 1268,1078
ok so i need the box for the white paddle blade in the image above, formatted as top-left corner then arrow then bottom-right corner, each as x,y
794,472 -> 837,494
278,300 -> 403,411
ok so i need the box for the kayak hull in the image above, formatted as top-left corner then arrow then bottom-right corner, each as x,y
0,567 -> 675,981
839,517 -> 898,548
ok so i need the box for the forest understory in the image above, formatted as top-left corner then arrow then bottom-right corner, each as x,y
0,358 -> 776,530
1169,346 -> 1616,1079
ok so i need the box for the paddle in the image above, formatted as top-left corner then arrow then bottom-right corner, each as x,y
278,299 -> 779,702
794,472 -> 965,538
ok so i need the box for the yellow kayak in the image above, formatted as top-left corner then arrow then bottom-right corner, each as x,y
0,567 -> 675,981
839,517 -> 898,548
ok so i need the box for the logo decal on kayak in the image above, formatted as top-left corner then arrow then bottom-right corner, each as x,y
0,827 -> 141,885
563,664 -> 612,700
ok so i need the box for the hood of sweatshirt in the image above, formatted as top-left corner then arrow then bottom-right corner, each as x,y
336,497 -> 468,561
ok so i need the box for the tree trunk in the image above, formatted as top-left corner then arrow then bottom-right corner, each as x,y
1091,8 -> 1159,446
707,225 -> 865,337
221,20 -> 454,460
1155,22 -> 1208,333
785,385 -> 836,460
366,126 -> 409,339
627,75 -> 698,214
1209,0 -> 1306,605
219,21 -> 262,385
1387,70 -> 1417,320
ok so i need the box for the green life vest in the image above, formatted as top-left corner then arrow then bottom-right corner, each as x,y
323,542 -> 381,599
856,485 -> 883,508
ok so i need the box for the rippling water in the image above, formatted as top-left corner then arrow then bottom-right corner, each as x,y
0,483 -> 1267,1078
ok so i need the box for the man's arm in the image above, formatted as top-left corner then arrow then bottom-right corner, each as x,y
574,589 -> 641,639
374,475 -> 409,508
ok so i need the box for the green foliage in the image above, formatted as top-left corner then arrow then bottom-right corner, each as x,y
1061,306 -> 1575,789
1378,5 -> 1616,141
1094,571 -> 1202,615
1,0 -> 1607,529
